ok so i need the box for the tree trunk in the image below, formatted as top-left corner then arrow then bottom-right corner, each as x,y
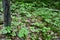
2,0 -> 11,27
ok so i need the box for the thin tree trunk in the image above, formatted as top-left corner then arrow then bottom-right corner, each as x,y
2,0 -> 11,27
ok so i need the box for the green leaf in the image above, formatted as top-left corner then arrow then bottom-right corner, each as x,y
11,32 -> 16,36
18,27 -> 29,38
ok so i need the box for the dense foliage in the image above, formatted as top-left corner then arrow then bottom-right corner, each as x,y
0,0 -> 60,40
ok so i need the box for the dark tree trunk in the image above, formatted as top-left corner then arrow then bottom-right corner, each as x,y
2,0 -> 11,27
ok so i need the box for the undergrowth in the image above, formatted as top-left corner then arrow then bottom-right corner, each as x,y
0,1 -> 60,40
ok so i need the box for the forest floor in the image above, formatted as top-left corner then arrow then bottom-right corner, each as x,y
0,1 -> 60,40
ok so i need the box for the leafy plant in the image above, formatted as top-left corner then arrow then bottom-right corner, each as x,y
41,27 -> 52,40
2,27 -> 12,34
18,27 -> 29,38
